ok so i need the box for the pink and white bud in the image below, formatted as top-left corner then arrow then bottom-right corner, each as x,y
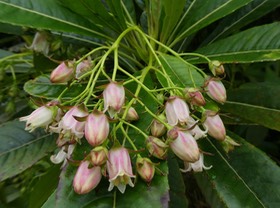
75,60 -> 91,79
50,62 -> 74,83
205,78 -> 227,104
85,111 -> 109,146
187,117 -> 207,140
125,107 -> 139,121
146,136 -> 168,159
103,82 -> 125,118
73,161 -> 102,194
19,105 -> 57,132
165,96 -> 189,126
203,111 -> 226,141
181,153 -> 212,172
170,130 -> 200,162
50,105 -> 88,140
28,32 -> 49,55
89,146 -> 108,166
107,147 -> 135,193
151,119 -> 166,137
136,157 -> 155,183
185,88 -> 206,106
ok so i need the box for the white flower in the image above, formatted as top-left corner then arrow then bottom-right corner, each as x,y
50,144 -> 75,167
187,117 -> 207,140
181,153 -> 212,172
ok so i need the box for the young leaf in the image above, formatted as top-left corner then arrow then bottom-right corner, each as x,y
192,22 -> 280,63
0,120 -> 56,181
195,132 -> 280,207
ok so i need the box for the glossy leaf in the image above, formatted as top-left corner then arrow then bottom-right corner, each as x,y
203,0 -> 280,45
157,53 -> 205,88
195,132 -> 280,207
0,0 -> 110,40
24,75 -> 86,100
222,101 -> 280,131
167,0 -> 252,46
0,120 -> 56,181
193,22 -> 280,63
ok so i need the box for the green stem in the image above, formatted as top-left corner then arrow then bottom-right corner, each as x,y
120,125 -> 138,151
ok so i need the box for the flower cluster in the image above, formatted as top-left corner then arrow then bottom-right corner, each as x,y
20,31 -> 232,196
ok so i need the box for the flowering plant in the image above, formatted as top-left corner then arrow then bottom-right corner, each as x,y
0,1 -> 280,207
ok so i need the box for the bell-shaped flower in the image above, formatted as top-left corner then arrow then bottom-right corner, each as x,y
50,105 -> 88,140
181,153 -> 212,172
106,147 -> 135,193
27,31 -> 49,55
19,105 -> 57,132
85,111 -> 109,146
50,62 -> 74,83
203,111 -> 226,141
146,136 -> 168,159
90,146 -> 108,166
169,129 -> 200,162
103,82 -> 125,118
187,117 -> 207,140
205,78 -> 227,104
73,161 -> 102,194
50,144 -> 75,167
165,96 -> 189,126
136,157 -> 155,183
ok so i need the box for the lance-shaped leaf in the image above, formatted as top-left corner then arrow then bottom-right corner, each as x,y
195,132 -> 280,207
0,120 -> 56,181
192,22 -> 280,63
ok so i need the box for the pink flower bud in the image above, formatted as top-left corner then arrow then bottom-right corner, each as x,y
151,119 -> 167,137
136,157 -> 155,183
75,60 -> 91,78
165,96 -> 189,126
89,146 -> 108,166
85,111 -> 109,146
185,88 -> 206,106
73,161 -> 102,194
107,147 -> 135,193
205,78 -> 227,104
181,153 -> 212,172
103,82 -> 125,118
170,130 -> 200,162
50,62 -> 74,83
125,107 -> 139,121
28,31 -> 49,55
49,105 -> 88,140
19,105 -> 57,132
203,111 -> 226,141
146,136 -> 168,159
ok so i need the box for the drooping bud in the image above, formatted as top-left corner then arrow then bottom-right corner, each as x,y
185,88 -> 206,106
124,107 -> 139,121
19,105 -> 57,132
209,60 -> 225,76
50,62 -> 74,83
181,153 -> 212,172
103,82 -> 125,118
146,136 -> 168,159
85,111 -> 109,146
205,78 -> 227,104
75,60 -> 91,79
165,96 -> 189,126
203,111 -> 226,141
150,114 -> 167,137
73,161 -> 102,194
28,31 -> 49,55
169,130 -> 200,162
107,147 -> 135,193
89,146 -> 108,166
136,157 -> 155,183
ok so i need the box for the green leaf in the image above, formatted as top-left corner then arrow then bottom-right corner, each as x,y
195,132 -> 280,208
202,0 -> 280,45
0,120 -> 56,181
221,101 -> 280,131
0,0 -> 110,41
193,22 -> 280,63
23,75 -> 86,100
167,0 -> 252,46
157,53 -> 205,88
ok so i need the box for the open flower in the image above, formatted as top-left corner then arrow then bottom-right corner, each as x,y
50,105 -> 88,141
187,117 -> 207,140
103,82 -> 125,118
181,153 -> 212,172
19,105 -> 57,132
165,96 -> 189,126
73,161 -> 102,194
169,129 -> 200,162
50,144 -> 75,167
106,147 -> 135,193
85,111 -> 109,146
